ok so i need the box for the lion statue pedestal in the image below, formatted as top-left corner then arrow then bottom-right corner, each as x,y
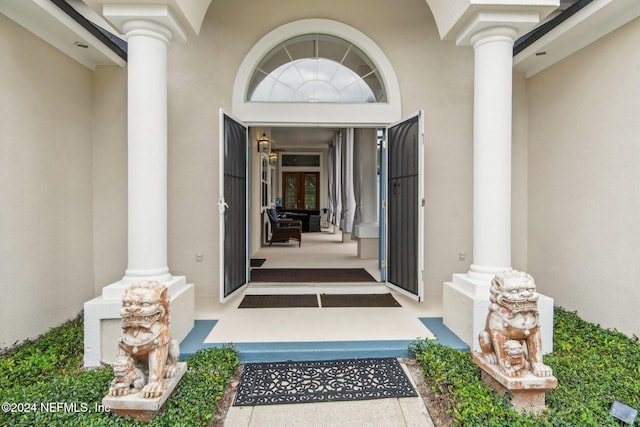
102,281 -> 187,420
473,271 -> 557,416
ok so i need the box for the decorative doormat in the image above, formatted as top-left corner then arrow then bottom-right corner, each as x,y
320,293 -> 401,307
250,268 -> 377,283
233,357 -> 417,406
250,258 -> 266,267
238,294 -> 319,308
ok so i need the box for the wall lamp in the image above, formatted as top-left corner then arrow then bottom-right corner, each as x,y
258,132 -> 270,153
268,151 -> 278,166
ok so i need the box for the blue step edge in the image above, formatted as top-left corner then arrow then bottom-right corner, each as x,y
179,317 -> 467,363
419,317 -> 469,351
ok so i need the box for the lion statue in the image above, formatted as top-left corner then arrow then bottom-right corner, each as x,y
109,281 -> 180,398
478,271 -> 552,378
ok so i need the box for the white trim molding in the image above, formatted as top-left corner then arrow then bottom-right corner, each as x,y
232,19 -> 402,126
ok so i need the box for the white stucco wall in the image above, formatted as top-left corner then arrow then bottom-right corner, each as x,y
92,66 -> 128,294
527,18 -> 640,338
0,15 -> 95,347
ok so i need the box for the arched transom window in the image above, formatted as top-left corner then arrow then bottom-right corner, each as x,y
248,34 -> 387,103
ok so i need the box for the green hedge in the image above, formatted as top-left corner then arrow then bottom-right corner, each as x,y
411,307 -> 640,426
0,314 -> 239,426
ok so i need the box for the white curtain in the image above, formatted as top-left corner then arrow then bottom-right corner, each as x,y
333,132 -> 342,226
341,128 -> 356,233
351,129 -> 362,240
327,142 -> 335,224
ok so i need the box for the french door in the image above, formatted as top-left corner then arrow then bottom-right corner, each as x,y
282,172 -> 320,210
384,112 -> 424,301
219,111 -> 249,302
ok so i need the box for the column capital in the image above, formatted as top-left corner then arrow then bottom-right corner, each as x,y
469,27 -> 519,50
103,4 -> 187,42
456,10 -> 540,46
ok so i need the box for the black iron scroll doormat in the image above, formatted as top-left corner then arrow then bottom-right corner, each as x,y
233,357 -> 417,406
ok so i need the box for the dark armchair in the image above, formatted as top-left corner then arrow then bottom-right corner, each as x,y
266,208 -> 302,247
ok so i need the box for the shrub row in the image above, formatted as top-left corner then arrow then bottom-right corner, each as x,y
411,307 -> 640,426
0,314 -> 239,426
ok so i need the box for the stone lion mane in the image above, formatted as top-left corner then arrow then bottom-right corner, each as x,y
109,281 -> 180,399
478,271 -> 552,378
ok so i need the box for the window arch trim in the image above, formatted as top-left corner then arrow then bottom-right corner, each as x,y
232,19 -> 402,126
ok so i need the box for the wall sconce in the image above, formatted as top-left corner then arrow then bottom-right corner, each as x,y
268,151 -> 278,166
258,132 -> 269,153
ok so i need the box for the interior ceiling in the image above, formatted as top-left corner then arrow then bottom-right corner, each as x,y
269,127 -> 338,150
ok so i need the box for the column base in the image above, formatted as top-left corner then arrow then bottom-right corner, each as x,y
443,273 -> 554,353
354,223 -> 379,259
357,239 -> 379,259
101,275 -> 187,300
84,276 -> 194,367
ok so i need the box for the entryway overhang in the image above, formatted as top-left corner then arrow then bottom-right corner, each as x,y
84,0 -> 211,35
424,0 -> 559,41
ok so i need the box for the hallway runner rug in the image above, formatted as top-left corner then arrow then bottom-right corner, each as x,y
238,294 -> 318,308
249,268 -> 377,283
233,357 -> 417,406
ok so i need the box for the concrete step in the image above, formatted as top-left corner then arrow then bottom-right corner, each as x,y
179,318 -> 467,364
245,283 -> 388,295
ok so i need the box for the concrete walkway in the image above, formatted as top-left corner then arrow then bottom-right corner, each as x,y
223,360 -> 435,427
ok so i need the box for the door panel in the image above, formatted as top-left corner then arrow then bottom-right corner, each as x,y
386,112 -> 424,301
282,172 -> 319,210
283,172 -> 299,209
219,112 -> 248,302
303,173 -> 318,210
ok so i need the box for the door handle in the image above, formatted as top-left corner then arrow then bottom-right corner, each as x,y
217,199 -> 229,214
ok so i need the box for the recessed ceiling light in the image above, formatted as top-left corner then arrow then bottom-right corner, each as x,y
74,41 -> 89,48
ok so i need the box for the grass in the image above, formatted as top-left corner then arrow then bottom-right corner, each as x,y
0,313 -> 239,426
411,307 -> 640,426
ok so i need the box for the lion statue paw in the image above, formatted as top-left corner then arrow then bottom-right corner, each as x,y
142,380 -> 167,399
533,363 -> 553,377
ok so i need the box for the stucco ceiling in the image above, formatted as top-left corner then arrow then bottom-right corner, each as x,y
269,127 -> 338,150
0,0 -> 126,70
513,0 -> 640,77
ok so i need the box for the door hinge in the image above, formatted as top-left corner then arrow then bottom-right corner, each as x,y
381,260 -> 386,268
421,198 -> 425,207
382,200 -> 386,209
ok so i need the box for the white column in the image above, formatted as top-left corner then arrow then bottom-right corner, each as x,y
83,6 -> 194,367
122,20 -> 172,283
468,27 -> 516,281
444,20 -> 553,354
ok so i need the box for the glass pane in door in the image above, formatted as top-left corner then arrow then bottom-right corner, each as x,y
284,173 -> 298,208
304,174 -> 317,209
